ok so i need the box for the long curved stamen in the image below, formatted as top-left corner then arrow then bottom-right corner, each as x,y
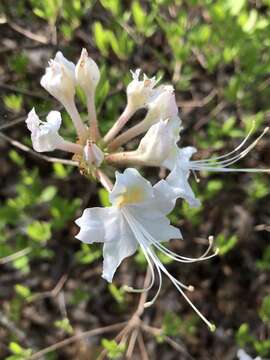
144,241 -> 215,331
125,212 -> 195,290
191,127 -> 269,172
122,209 -> 164,300
192,121 -> 256,164
144,248 -> 163,308
132,216 -> 218,264
190,166 -> 270,173
149,250 -> 215,330
123,242 -> 155,294
123,209 -> 216,330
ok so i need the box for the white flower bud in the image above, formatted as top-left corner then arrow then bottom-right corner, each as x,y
40,51 -> 76,105
83,141 -> 104,167
26,108 -> 65,152
75,48 -> 100,96
126,69 -> 158,111
134,117 -> 181,166
143,85 -> 179,127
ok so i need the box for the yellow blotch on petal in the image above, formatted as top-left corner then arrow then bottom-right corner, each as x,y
116,186 -> 145,207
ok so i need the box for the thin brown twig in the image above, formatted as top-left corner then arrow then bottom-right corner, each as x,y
8,21 -> 49,44
0,84 -> 49,100
0,115 -> 28,131
96,267 -> 151,360
126,328 -> 139,359
141,323 -> 194,360
28,322 -> 127,360
0,247 -> 31,265
177,89 -> 217,108
29,274 -> 68,303
137,331 -> 149,360
0,107 -> 63,131
0,132 -> 78,166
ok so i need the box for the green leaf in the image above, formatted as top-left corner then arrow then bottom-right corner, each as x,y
98,188 -> 110,207
39,186 -> 57,202
132,1 -> 146,30
108,284 -> 125,304
4,94 -> 23,113
54,318 -> 74,335
259,295 -> 270,325
226,0 -> 246,16
101,339 -> 126,359
215,234 -> 238,256
236,323 -> 254,347
15,284 -> 32,300
27,221 -> 51,243
93,22 -> 110,56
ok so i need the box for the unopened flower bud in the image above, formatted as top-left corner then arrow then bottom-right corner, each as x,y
83,141 -> 104,167
75,48 -> 100,96
41,52 -> 76,105
143,85 -> 179,127
135,119 -> 178,166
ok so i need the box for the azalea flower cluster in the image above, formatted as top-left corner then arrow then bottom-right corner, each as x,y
26,49 -> 269,330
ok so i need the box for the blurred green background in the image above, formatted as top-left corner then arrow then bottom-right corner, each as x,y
0,0 -> 269,359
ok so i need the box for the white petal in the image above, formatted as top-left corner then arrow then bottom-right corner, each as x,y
110,168 -> 154,207
128,206 -> 182,242
134,118 -> 181,166
46,111 -> 62,131
127,69 -> 158,111
75,207 -> 120,244
26,109 -> 64,152
166,163 -> 201,208
102,222 -> 138,282
55,51 -> 76,78
26,108 -> 40,132
237,349 -> 262,360
143,85 -> 179,127
41,52 -> 76,103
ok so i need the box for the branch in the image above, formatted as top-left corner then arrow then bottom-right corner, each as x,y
28,322 -> 127,360
0,132 -> 78,166
0,247 -> 32,265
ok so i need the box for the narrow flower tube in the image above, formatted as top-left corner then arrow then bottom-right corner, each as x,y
108,85 -> 179,150
106,117 -> 181,167
26,108 -> 83,154
104,69 -> 158,144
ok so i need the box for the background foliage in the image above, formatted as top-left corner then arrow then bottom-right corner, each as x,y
0,0 -> 269,359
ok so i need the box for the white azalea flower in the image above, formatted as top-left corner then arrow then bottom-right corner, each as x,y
83,140 -> 104,167
237,349 -> 262,360
40,51 -> 76,105
127,69 -> 158,112
75,168 -> 216,330
26,108 -> 82,154
75,48 -> 100,96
